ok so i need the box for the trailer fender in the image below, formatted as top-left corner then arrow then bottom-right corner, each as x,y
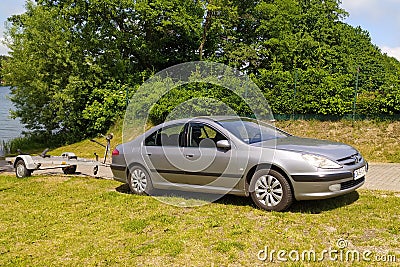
14,155 -> 37,170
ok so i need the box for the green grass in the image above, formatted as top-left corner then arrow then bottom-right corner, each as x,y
0,174 -> 399,266
275,120 -> 400,163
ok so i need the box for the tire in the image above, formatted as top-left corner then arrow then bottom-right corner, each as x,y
127,165 -> 153,195
15,159 -> 31,178
249,169 -> 293,212
62,165 -> 77,175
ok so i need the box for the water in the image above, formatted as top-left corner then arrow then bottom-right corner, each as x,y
0,87 -> 25,142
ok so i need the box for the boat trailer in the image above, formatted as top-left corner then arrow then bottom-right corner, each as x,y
8,134 -> 113,178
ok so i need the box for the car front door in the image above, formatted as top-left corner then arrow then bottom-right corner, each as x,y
181,122 -> 242,189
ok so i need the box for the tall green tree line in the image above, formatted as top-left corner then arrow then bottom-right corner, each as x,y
2,0 -> 400,141
0,56 -> 8,83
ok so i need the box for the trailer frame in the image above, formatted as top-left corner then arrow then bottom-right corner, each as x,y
11,134 -> 113,178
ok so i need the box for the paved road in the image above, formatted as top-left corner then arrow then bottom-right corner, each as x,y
365,163 -> 400,192
1,160 -> 400,192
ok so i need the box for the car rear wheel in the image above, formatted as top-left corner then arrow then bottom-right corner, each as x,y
128,166 -> 153,195
250,169 -> 293,211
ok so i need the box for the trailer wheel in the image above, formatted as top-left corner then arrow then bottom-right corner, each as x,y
62,165 -> 77,175
15,159 -> 31,178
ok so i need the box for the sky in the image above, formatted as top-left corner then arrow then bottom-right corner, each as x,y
0,0 -> 399,61
341,0 -> 400,61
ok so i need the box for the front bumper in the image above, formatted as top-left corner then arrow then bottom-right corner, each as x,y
291,171 -> 353,182
291,163 -> 367,200
293,177 -> 365,200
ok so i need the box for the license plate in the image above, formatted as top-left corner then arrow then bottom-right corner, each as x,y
354,166 -> 367,180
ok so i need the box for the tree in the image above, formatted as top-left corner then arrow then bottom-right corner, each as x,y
0,55 -> 9,84
2,0 -> 400,143
3,0 -> 205,140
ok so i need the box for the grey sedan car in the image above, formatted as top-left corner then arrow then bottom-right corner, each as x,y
111,117 -> 367,211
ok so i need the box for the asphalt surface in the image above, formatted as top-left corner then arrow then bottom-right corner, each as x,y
364,163 -> 400,192
1,160 -> 400,192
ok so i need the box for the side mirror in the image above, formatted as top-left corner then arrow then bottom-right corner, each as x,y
216,140 -> 231,150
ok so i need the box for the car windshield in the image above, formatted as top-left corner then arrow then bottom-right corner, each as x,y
218,118 -> 289,144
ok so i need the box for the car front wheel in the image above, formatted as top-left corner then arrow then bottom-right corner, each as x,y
250,169 -> 293,211
127,165 -> 153,195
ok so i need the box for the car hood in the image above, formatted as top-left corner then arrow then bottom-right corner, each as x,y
254,136 -> 358,160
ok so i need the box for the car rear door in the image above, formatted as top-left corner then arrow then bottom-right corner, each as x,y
143,123 -> 188,185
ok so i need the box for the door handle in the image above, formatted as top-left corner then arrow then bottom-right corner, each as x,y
185,154 -> 194,158
147,153 -> 152,156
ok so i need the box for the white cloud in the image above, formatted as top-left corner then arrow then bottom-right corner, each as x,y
0,0 -> 26,18
381,46 -> 400,61
0,44 -> 9,56
0,0 -> 26,55
0,36 -> 10,55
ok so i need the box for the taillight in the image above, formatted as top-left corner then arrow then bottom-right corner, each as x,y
112,148 -> 120,156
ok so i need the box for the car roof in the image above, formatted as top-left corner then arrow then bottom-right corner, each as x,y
145,116 -> 285,140
155,116 -> 252,127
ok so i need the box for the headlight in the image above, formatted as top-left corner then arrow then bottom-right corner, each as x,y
302,154 -> 342,169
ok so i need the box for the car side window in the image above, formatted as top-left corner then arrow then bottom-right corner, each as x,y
145,124 -> 185,147
188,123 -> 226,148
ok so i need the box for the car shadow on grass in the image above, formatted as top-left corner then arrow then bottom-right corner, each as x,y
115,183 -> 132,194
115,183 -> 360,213
288,191 -> 360,213
214,191 -> 359,213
